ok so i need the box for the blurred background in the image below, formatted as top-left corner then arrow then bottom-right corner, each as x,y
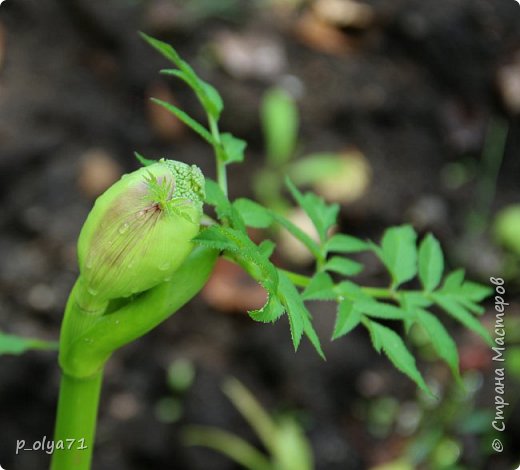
0,0 -> 519,469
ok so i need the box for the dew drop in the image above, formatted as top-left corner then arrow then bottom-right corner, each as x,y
159,262 -> 170,271
87,286 -> 98,296
118,222 -> 130,234
136,210 -> 146,219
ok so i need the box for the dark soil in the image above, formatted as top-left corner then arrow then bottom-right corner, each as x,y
0,1 -> 519,469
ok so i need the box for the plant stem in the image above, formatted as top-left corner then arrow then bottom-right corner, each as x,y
280,269 -> 416,300
208,116 -> 228,197
50,371 -> 103,470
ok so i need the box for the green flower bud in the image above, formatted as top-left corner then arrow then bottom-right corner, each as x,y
76,159 -> 205,308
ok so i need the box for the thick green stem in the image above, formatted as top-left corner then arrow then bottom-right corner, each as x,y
50,371 -> 103,470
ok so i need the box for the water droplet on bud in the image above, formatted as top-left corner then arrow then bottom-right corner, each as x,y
87,286 -> 98,296
118,222 -> 130,234
159,262 -> 170,271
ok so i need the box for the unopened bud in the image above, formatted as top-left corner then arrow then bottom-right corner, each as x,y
76,159 -> 204,308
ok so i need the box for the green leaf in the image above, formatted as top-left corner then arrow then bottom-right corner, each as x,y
459,281 -> 492,303
277,272 -> 324,358
271,212 -> 322,260
141,32 -> 223,119
356,300 -> 406,320
200,81 -> 224,119
432,293 -> 492,345
0,333 -> 58,356
233,198 -> 273,229
418,233 -> 444,291
285,178 -> 339,243
258,240 -> 276,259
332,300 -> 362,339
134,152 -> 156,167
325,234 -> 370,254
441,269 -> 465,292
195,226 -> 276,289
161,68 -> 223,121
302,314 -> 325,360
221,133 -> 247,164
204,179 -> 245,231
415,309 -> 461,380
183,426 -> 272,470
323,256 -> 363,276
335,280 -> 373,302
249,296 -> 285,323
277,272 -> 306,351
398,292 -> 430,332
366,321 -> 431,395
302,272 -> 336,301
376,225 -> 418,288
261,88 -> 298,166
150,98 -> 214,144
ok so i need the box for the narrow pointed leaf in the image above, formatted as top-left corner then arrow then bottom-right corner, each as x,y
151,98 -> 214,144
366,321 -> 431,395
332,301 -> 362,339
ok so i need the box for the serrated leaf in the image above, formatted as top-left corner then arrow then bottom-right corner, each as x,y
221,133 -> 247,164
459,281 -> 492,303
418,233 -> 444,291
277,272 -> 306,351
356,300 -> 406,320
195,226 -> 277,293
134,152 -> 156,167
302,272 -> 336,301
261,88 -> 298,167
303,315 -> 325,359
332,300 -> 362,339
399,292 -> 433,309
441,269 -> 465,292
285,178 -> 339,243
324,256 -> 363,276
458,297 -> 486,316
233,198 -> 273,229
249,296 -> 285,323
366,321 -> 431,395
398,292 -> 431,332
151,98 -> 214,144
0,333 -> 58,356
325,234 -> 370,254
377,225 -> 418,288
432,293 -> 492,345
415,309 -> 461,380
204,179 -> 245,231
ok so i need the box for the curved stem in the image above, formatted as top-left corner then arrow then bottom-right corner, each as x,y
208,115 -> 228,197
50,371 -> 103,470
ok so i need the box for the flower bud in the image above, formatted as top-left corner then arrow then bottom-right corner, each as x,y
76,159 -> 205,308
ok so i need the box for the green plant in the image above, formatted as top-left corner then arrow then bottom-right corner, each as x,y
36,33 -> 492,469
184,378 -> 313,470
256,87 -> 370,213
